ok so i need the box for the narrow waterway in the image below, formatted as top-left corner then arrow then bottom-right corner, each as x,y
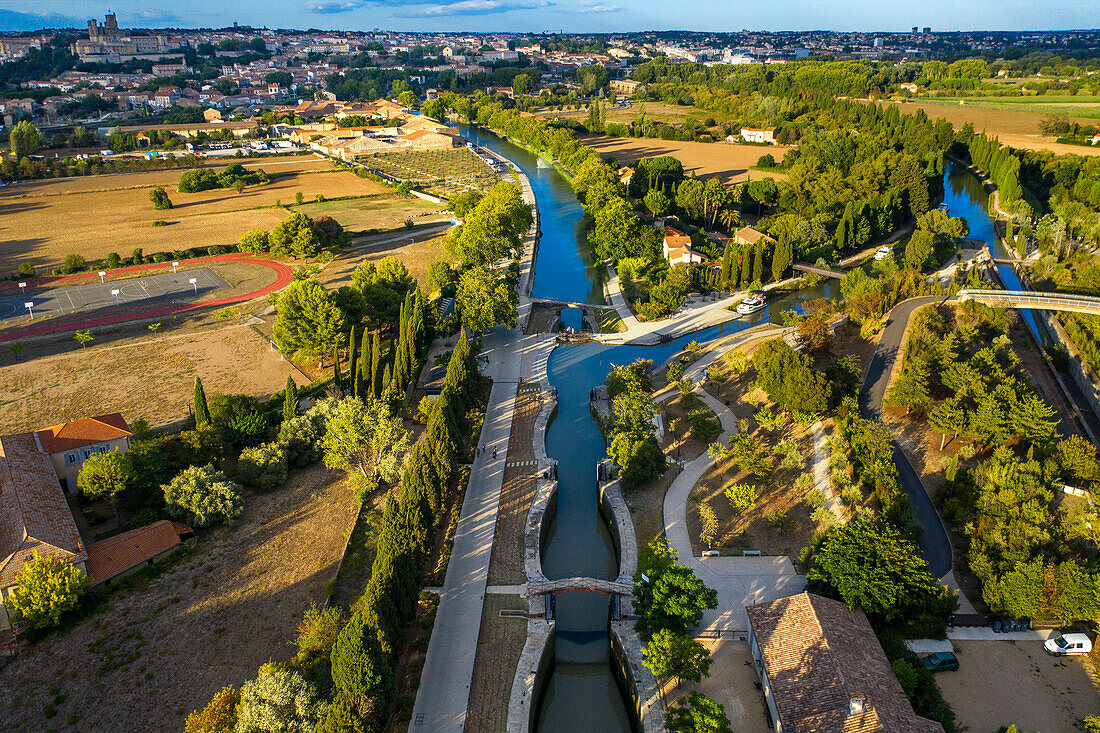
467,128 -> 1006,730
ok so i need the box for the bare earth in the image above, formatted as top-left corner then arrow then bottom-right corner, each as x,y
0,463 -> 358,733
465,594 -> 529,733
937,641 -> 1100,733
0,160 -> 391,272
662,639 -> 770,733
583,136 -> 790,184
0,322 -> 304,432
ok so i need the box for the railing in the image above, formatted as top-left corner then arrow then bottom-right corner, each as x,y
958,289 -> 1100,315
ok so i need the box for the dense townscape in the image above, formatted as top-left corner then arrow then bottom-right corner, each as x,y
0,9 -> 1098,733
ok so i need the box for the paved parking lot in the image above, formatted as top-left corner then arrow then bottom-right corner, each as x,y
0,268 -> 228,325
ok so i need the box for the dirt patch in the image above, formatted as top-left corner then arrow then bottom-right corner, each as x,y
288,194 -> 445,235
583,136 -> 790,185
465,594 -> 529,733
661,639 -> 770,733
658,390 -> 719,463
0,322 -> 303,432
0,161 -> 390,272
937,640 -> 1100,733
0,462 -> 358,733
488,386 -> 540,586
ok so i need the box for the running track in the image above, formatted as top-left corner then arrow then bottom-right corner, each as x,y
0,254 -> 293,341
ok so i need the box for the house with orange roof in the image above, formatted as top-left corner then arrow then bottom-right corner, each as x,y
0,433 -> 87,629
733,225 -> 769,247
36,413 -> 132,495
662,227 -> 707,265
84,520 -> 193,587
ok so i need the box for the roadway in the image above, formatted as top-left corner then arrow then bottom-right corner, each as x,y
858,295 -> 954,579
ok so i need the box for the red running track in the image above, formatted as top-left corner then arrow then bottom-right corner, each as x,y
0,253 -> 294,341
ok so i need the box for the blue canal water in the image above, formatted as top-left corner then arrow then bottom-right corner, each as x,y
467,127 -> 999,732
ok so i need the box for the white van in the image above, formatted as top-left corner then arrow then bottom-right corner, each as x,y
1044,633 -> 1092,656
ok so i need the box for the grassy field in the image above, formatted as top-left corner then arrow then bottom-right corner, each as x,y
0,321 -> 304,432
315,233 -> 451,293
583,136 -> 789,184
289,194 -> 443,234
886,100 -> 1100,156
0,462 -> 358,733
0,158 -> 399,273
537,101 -> 738,128
361,147 -> 499,198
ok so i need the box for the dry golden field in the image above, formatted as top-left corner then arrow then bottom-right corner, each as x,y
583,136 -> 790,184
888,100 -> 1100,156
315,233 -> 451,292
0,159 -> 400,273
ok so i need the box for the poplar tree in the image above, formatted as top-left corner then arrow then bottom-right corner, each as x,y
283,375 -> 298,423
194,376 -> 211,428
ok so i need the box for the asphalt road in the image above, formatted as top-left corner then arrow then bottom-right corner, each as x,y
858,295 -> 953,579
0,268 -> 228,325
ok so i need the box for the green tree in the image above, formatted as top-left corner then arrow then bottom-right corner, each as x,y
271,213 -> 324,258
322,398 -> 410,483
887,361 -> 931,414
808,514 -> 955,625
330,612 -> 395,722
636,563 -> 718,635
184,686 -> 240,733
752,242 -> 764,283
447,181 -> 532,267
665,691 -> 731,733
511,73 -> 531,96
609,432 -> 666,490
194,376 -> 211,428
162,464 -> 244,528
274,278 -> 346,360
74,330 -> 93,349
724,482 -> 758,512
9,119 -> 41,160
644,188 -> 672,217
283,375 -> 298,423
643,629 -> 712,686
3,552 -> 89,631
236,663 -> 324,733
238,228 -> 271,253
77,450 -> 134,525
456,265 -> 517,334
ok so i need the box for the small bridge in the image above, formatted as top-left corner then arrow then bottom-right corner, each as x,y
792,262 -> 847,279
528,297 -> 590,310
958,289 -> 1100,316
527,577 -> 633,598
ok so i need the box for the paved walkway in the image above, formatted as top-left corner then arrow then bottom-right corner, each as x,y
409,322 -> 521,733
662,331 -> 805,632
810,422 -> 845,523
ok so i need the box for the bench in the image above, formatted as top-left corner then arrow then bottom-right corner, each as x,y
742,550 -> 762,557
701,550 -> 719,558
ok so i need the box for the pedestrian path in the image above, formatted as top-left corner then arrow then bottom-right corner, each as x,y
810,422 -> 845,524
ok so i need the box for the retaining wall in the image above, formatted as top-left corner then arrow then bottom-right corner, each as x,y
610,617 -> 665,731
506,618 -> 556,733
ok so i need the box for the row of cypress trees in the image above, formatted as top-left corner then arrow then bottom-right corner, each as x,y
337,290 -> 429,403
324,330 -> 480,732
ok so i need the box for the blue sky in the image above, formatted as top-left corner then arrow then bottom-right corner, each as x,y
0,0 -> 1093,33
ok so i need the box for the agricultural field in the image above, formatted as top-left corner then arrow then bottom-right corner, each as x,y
0,462 -> 357,733
359,147 -> 500,197
886,99 -> 1100,156
583,135 -> 790,184
0,321 -> 303,432
0,158 -> 393,274
288,193 -> 445,235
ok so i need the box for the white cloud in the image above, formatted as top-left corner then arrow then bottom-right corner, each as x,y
396,0 -> 549,16
578,3 -> 621,12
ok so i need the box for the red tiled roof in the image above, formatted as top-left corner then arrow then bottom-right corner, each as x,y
735,225 -> 767,244
35,413 -> 131,455
0,433 -> 85,588
747,593 -> 944,733
85,520 -> 187,585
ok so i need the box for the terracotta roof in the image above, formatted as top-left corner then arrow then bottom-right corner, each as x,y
747,593 -> 944,733
0,433 -> 85,588
35,413 -> 131,455
85,520 -> 188,585
734,226 -> 767,244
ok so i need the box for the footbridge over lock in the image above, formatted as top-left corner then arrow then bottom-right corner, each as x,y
527,576 -> 634,620
958,289 -> 1100,316
792,261 -> 847,279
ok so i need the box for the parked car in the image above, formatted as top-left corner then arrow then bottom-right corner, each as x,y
873,246 -> 893,261
1044,633 -> 1092,656
919,652 -> 959,672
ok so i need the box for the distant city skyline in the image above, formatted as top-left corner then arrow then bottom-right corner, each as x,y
0,0 -> 1095,34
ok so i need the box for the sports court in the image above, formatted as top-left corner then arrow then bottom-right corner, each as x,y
0,268 -> 229,325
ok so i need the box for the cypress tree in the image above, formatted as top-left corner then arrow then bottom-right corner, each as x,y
370,331 -> 382,401
752,242 -> 764,284
740,246 -> 752,287
835,216 -> 848,251
382,362 -> 392,395
330,611 -> 396,720
193,376 -> 210,428
348,325 -> 359,399
333,344 -> 341,391
283,374 -> 297,423
358,326 -> 370,399
719,245 -> 733,290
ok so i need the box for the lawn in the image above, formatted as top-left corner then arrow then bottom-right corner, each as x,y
0,462 -> 359,733
0,320 -> 304,432
583,136 -> 790,185
0,159 -> 390,273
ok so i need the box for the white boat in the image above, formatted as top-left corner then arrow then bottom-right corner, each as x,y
736,291 -> 767,315
937,202 -> 950,213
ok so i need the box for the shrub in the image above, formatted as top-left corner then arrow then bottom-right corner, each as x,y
812,506 -> 838,529
17,262 -> 35,276
152,220 -> 168,227
2,552 -> 90,631
184,686 -> 240,733
806,488 -> 827,507
237,442 -> 289,491
62,253 -> 86,274
725,483 -> 757,512
162,464 -> 244,528
236,663 -> 324,733
150,186 -> 173,209
294,603 -> 346,666
841,485 -> 863,506
776,438 -> 802,469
